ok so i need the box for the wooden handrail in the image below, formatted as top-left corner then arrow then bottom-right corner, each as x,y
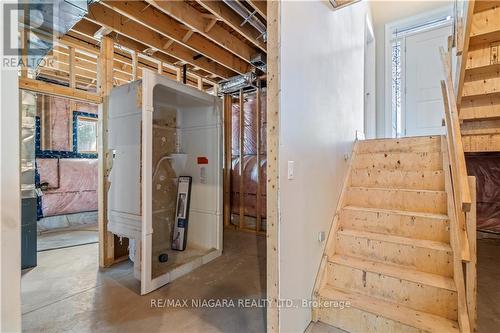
439,47 -> 472,213
454,0 -> 475,105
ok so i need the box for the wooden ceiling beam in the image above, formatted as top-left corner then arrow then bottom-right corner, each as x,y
101,1 -> 250,74
86,2 -> 235,78
195,0 -> 266,52
246,0 -> 267,20
145,0 -> 258,63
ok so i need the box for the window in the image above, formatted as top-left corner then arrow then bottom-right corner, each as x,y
76,115 -> 97,153
391,40 -> 403,138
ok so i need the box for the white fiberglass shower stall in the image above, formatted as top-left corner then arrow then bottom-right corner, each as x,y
107,70 -> 223,294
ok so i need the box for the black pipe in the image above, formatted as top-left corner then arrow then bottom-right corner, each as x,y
182,64 -> 187,84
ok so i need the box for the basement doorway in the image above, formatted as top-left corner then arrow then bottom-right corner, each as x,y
387,8 -> 452,138
19,90 -> 108,318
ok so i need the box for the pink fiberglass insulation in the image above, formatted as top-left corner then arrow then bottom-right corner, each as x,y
74,101 -> 98,114
40,158 -> 98,216
466,154 -> 500,233
47,97 -> 71,151
229,90 -> 267,218
231,91 -> 267,156
37,95 -> 98,152
37,158 -> 59,188
231,155 -> 267,217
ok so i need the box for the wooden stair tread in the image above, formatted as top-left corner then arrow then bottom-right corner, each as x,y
469,29 -> 500,47
474,0 -> 499,13
461,89 -> 500,102
343,205 -> 448,220
338,228 -> 452,252
356,136 -> 441,153
348,186 -> 446,195
465,62 -> 500,78
318,286 -> 460,333
329,254 -> 456,291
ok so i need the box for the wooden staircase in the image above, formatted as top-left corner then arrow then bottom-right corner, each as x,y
312,136 -> 477,333
456,0 -> 500,151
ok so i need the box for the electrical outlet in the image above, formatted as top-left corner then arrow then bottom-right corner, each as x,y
287,161 -> 294,180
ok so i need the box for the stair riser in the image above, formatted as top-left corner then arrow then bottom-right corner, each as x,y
340,209 -> 450,242
357,136 -> 441,154
317,302 -> 423,333
353,152 -> 443,171
327,263 -> 458,320
346,188 -> 448,214
335,234 -> 453,277
351,169 -> 445,191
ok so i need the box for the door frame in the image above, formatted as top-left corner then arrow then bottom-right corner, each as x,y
384,5 -> 453,138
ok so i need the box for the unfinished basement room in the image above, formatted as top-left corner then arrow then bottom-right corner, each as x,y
1,1 -> 500,333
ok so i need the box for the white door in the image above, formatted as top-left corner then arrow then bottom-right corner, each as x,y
404,25 -> 450,137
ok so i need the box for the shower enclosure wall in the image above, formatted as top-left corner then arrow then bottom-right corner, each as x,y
108,70 -> 223,294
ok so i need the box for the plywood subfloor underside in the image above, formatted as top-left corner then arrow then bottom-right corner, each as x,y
21,228 -> 266,332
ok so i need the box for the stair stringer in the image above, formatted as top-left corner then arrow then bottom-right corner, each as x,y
311,140 -> 359,322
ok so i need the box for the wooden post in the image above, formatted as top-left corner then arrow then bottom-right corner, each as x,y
176,67 -> 181,82
131,51 -> 138,81
239,89 -> 245,229
157,61 -> 162,74
197,76 -> 203,90
20,28 -> 28,78
267,1 -> 280,330
69,46 -> 76,149
68,47 -> 76,88
223,94 -> 233,227
255,83 -> 262,232
97,36 -> 115,268
466,176 -> 477,332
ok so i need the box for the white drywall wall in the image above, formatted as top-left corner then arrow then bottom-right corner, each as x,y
370,0 -> 452,137
279,1 -> 369,331
0,1 -> 21,330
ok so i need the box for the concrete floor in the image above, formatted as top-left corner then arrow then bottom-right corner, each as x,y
22,228 -> 266,333
476,237 -> 500,332
37,225 -> 98,251
21,231 -> 500,333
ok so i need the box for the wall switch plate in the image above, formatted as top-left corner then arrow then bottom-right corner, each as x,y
318,231 -> 326,242
287,161 -> 294,180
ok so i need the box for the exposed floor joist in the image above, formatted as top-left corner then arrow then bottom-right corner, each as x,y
66,20 -> 212,86
86,2 -> 237,78
101,1 -> 251,74
196,0 -> 267,52
246,0 -> 267,20
145,0 -> 258,64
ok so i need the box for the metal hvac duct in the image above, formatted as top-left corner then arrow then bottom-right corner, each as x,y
218,72 -> 257,95
222,0 -> 266,42
20,1 -> 89,69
